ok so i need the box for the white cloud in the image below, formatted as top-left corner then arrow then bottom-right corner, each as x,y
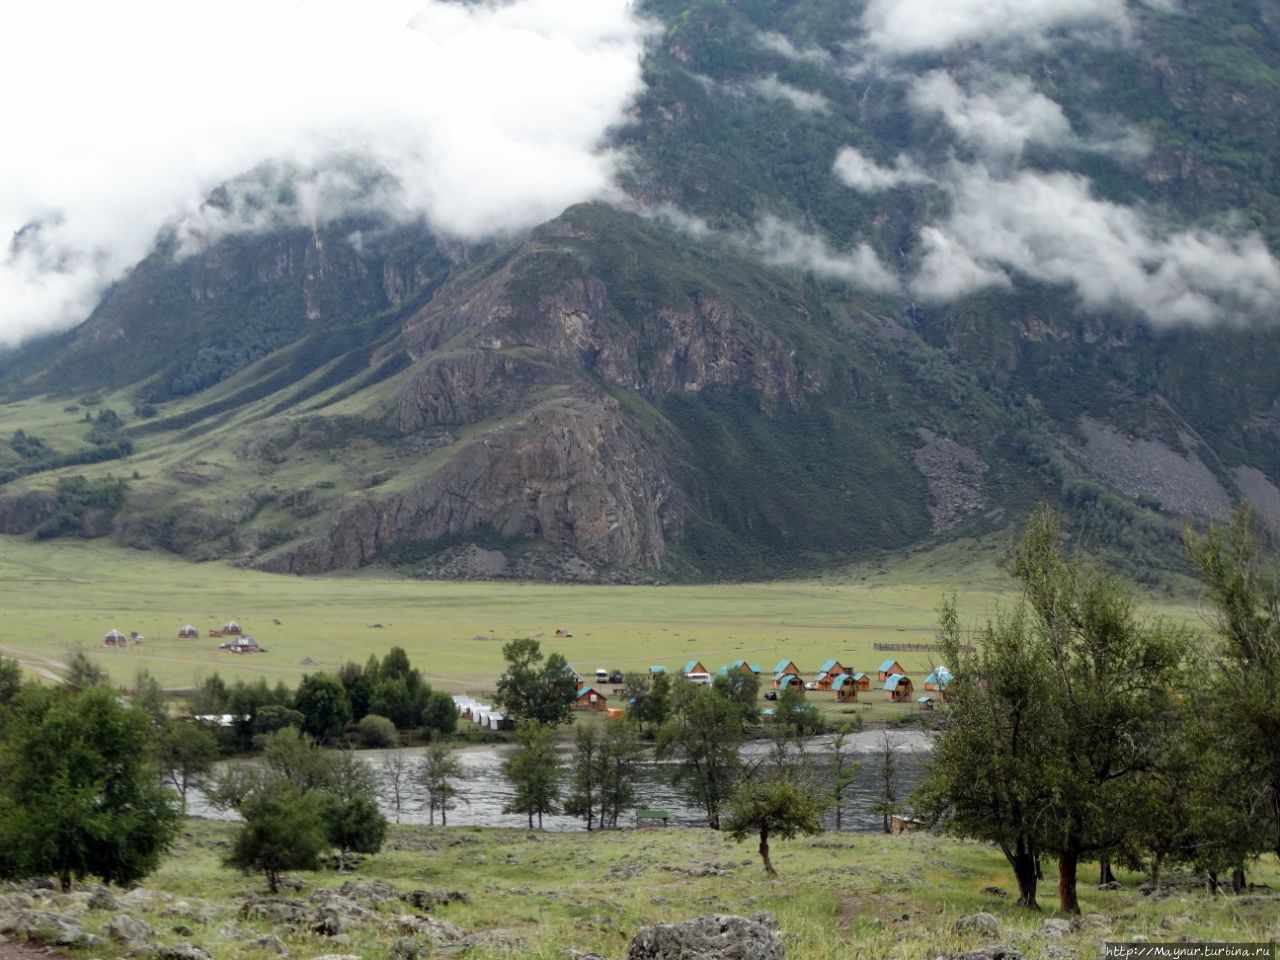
908,71 -> 1075,159
861,0 -> 1128,55
0,0 -> 654,344
747,76 -> 830,113
832,148 -> 934,192
912,165 -> 1280,323
750,216 -> 899,292
755,31 -> 834,65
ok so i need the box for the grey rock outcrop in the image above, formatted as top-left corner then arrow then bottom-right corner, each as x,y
627,914 -> 784,960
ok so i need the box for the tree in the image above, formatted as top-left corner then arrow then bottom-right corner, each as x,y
597,721 -> 643,829
294,672 -> 352,744
829,721 -> 861,831
503,720 -> 562,829
776,682 -> 822,736
627,670 -> 671,732
656,684 -> 742,829
356,714 -> 399,749
712,669 -> 761,725
422,689 -> 459,738
324,792 -> 386,871
226,780 -> 328,893
0,686 -> 179,891
1185,506 -> 1280,863
380,750 -> 412,823
156,718 -> 220,814
418,742 -> 465,826
493,638 -> 577,726
563,723 -> 602,831
869,730 -> 903,836
0,655 -> 21,706
131,668 -> 167,722
64,651 -> 108,691
724,777 -> 828,877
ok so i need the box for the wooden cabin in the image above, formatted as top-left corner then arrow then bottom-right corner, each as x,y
832,673 -> 859,702
772,659 -> 802,688
776,673 -> 804,691
573,686 -> 608,712
924,666 -> 953,695
682,660 -> 708,677
884,674 -> 914,702
877,659 -> 906,682
849,672 -> 871,692
917,695 -> 935,710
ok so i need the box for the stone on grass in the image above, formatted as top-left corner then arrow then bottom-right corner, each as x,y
390,936 -> 427,960
1041,920 -> 1074,939
89,887 -> 120,911
954,913 -> 999,937
0,909 -> 88,946
157,943 -> 213,960
107,913 -> 155,942
250,932 -> 290,954
936,944 -> 1023,960
627,915 -> 784,960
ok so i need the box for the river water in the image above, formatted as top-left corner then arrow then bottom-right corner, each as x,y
190,728 -> 932,833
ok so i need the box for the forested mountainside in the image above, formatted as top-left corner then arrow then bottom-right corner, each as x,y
3,0 -> 1280,583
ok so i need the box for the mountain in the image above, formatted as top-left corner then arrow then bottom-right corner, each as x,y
3,0 -> 1280,584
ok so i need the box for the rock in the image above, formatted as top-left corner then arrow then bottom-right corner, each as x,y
407,916 -> 464,945
627,915 -> 784,960
390,936 -> 427,960
564,951 -> 609,960
1041,920 -> 1074,939
311,956 -> 361,960
981,887 -> 1009,898
460,929 -> 526,953
750,912 -> 780,931
0,909 -> 88,946
250,933 -> 290,954
172,925 -> 195,937
158,944 -> 213,960
954,913 -> 999,937
1097,881 -> 1122,891
313,910 -> 343,937
935,945 -> 1023,960
1079,914 -> 1110,931
403,888 -> 470,911
1039,947 -> 1075,960
89,887 -> 120,911
108,913 -> 155,942
340,880 -> 401,904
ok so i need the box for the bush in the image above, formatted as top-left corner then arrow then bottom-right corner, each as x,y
356,714 -> 399,749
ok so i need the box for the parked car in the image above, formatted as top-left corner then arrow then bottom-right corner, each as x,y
763,691 -> 778,701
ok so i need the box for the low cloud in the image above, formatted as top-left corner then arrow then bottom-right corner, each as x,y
0,0 -> 653,344
748,76 -> 831,113
908,71 -> 1075,160
832,148 -> 934,192
913,165 -> 1280,323
755,31 -> 835,65
861,0 -> 1128,55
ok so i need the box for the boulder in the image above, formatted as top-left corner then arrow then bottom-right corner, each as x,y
0,909 -> 88,946
627,915 -> 784,960
954,913 -> 999,937
158,944 -> 214,960
935,945 -> 1023,960
89,887 -> 120,911
390,936 -> 427,960
1041,920 -> 1074,939
250,933 -> 290,955
107,912 -> 155,942
340,880 -> 401,904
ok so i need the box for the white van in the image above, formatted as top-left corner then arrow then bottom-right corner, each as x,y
685,671 -> 712,685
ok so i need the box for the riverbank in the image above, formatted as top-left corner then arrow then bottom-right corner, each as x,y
9,819 -> 1277,960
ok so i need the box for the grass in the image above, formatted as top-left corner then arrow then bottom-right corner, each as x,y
0,536 -> 1203,706
22,819 -> 1280,960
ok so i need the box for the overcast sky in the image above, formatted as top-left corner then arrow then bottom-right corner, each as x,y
0,0 -> 652,344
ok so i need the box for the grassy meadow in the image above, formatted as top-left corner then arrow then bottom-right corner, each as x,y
32,819 -> 1280,960
0,534 -> 1205,704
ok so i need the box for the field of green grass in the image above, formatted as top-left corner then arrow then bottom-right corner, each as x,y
0,535 -> 1205,709
23,819 -> 1280,960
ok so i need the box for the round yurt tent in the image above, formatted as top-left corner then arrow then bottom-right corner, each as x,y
178,624 -> 199,639
103,628 -> 126,646
221,620 -> 242,635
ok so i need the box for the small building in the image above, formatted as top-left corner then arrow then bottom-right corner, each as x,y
221,620 -> 243,636
884,674 -> 914,702
682,660 -> 708,676
636,809 -> 670,828
177,624 -> 199,639
649,665 -> 667,675
772,659 -> 801,688
849,671 -> 871,692
573,687 -> 608,712
728,659 -> 759,676
221,635 -> 262,654
917,695 -> 935,710
924,666 -> 953,694
877,659 -> 907,681
832,673 -> 859,702
817,658 -> 848,678
775,673 -> 804,691
103,628 -> 127,647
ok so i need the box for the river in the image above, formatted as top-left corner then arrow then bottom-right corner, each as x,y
190,728 -> 932,832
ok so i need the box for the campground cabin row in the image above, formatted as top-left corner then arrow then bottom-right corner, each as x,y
452,695 -> 514,731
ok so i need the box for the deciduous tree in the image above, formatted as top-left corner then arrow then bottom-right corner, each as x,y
503,720 -> 561,829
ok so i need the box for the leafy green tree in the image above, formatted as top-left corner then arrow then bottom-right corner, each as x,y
0,686 -> 179,891
1185,506 -> 1280,863
417,742 -> 465,826
503,720 -> 562,829
724,776 -> 829,877
493,638 -> 577,726
356,713 -> 399,748
337,659 -> 375,722
597,720 -> 643,829
656,684 -> 742,829
253,703 -> 305,735
325,793 -> 386,871
563,723 -> 602,830
65,650 -> 108,691
226,780 -> 328,893
775,682 -> 821,735
829,721 -> 861,831
712,669 -> 761,724
423,689 -> 459,737
0,655 -> 21,706
260,727 -> 337,791
156,718 -> 220,814
294,672 -> 352,743
626,670 -> 671,732
130,668 -> 167,722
